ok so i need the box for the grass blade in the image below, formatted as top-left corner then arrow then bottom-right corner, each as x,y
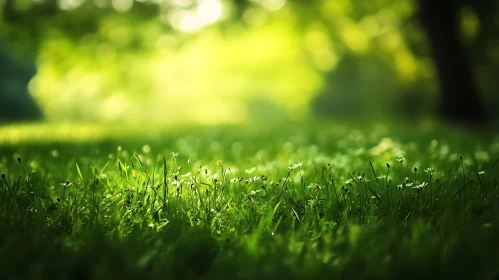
452,180 -> 473,199
76,162 -> 83,180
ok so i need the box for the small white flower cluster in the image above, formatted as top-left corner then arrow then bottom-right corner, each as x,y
172,179 -> 181,186
249,189 -> 263,196
246,176 -> 260,183
288,162 -> 303,171
397,182 -> 412,190
60,180 -> 72,187
397,181 -> 428,191
413,182 -> 428,190
424,168 -> 436,175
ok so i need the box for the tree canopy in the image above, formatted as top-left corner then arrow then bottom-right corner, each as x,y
1,0 -> 498,123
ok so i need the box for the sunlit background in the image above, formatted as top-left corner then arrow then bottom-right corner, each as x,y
1,0 -> 498,124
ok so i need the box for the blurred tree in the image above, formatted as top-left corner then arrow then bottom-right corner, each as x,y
0,41 -> 42,121
284,0 -> 437,119
417,0 -> 484,123
0,0 -> 497,123
288,0 -> 496,123
0,0 -> 162,121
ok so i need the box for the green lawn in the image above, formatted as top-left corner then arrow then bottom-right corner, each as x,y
1,120 -> 498,279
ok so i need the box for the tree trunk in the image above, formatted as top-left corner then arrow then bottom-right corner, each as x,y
418,0 -> 485,123
0,42 -> 42,121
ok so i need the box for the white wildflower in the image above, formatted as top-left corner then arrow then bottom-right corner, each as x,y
288,162 -> 303,171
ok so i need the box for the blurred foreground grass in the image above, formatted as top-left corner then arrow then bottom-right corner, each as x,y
1,120 -> 499,279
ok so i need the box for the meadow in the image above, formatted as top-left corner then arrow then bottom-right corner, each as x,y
1,120 -> 498,279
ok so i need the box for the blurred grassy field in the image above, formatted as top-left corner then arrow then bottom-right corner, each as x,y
1,120 -> 498,279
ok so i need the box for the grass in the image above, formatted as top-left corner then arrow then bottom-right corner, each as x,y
1,120 -> 499,279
